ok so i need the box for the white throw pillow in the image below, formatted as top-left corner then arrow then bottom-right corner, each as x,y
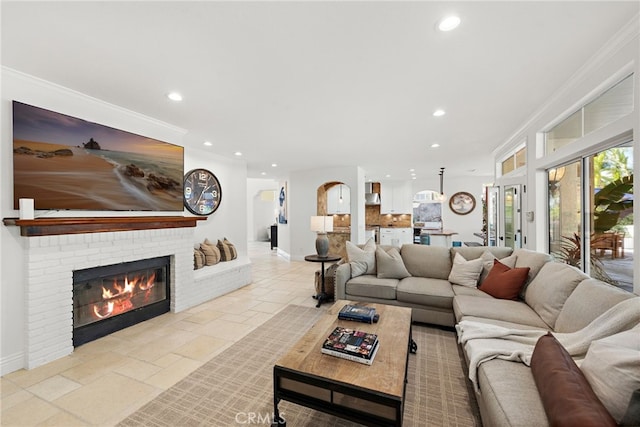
346,238 -> 376,275
580,325 -> 640,423
479,251 -> 516,284
448,252 -> 483,287
376,247 -> 411,279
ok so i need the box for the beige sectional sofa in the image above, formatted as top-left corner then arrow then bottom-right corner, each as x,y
334,243 -> 639,427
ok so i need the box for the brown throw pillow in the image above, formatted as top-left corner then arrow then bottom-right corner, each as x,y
531,333 -> 616,427
478,259 -> 529,300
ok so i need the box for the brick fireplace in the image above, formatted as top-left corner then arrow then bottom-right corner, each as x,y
12,217 -> 197,369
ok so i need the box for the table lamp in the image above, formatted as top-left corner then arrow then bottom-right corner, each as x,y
310,216 -> 333,257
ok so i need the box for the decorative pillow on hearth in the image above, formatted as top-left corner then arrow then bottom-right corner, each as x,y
200,239 -> 221,265
194,248 -> 205,269
448,252 -> 483,287
217,238 -> 237,261
224,238 -> 237,259
478,259 -> 529,300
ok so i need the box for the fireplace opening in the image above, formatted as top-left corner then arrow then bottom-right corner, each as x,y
73,256 -> 171,347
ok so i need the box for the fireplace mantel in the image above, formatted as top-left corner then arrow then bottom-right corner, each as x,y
3,216 -> 207,237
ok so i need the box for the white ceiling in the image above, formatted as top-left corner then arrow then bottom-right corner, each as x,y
2,1 -> 638,181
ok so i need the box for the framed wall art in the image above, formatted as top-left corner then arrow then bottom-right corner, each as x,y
449,191 -> 476,215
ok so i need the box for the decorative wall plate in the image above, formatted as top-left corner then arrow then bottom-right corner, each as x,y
183,169 -> 222,215
449,191 -> 476,215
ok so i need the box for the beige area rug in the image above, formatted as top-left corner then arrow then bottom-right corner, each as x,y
119,305 -> 481,426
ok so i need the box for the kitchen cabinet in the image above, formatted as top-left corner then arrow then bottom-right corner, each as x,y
380,182 -> 411,214
380,227 -> 413,246
327,184 -> 350,214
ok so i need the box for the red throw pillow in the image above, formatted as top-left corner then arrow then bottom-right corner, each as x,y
478,259 -> 530,300
531,333 -> 617,427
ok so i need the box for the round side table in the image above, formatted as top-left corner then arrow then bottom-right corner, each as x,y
304,254 -> 341,307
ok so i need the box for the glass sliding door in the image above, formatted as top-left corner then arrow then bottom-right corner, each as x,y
588,144 -> 633,291
549,161 -> 582,267
548,143 -> 633,291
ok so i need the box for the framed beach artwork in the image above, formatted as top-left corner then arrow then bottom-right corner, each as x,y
12,101 -> 184,211
278,182 -> 288,224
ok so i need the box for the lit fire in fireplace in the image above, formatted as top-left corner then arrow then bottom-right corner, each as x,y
92,273 -> 156,319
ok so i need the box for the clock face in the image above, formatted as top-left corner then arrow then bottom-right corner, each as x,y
183,169 -> 222,215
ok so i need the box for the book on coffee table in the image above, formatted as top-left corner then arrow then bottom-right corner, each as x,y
321,326 -> 379,365
338,304 -> 379,324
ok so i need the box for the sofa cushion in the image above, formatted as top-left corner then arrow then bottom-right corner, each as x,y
400,244 -> 452,280
478,259 -> 530,300
346,238 -> 377,275
479,251 -> 516,284
458,315 -> 550,332
345,275 -> 397,300
451,285 -> 493,298
453,295 -> 548,328
476,359 -> 549,427
513,248 -> 552,294
396,277 -> 454,309
448,253 -> 483,287
581,325 -> 640,424
554,278 -> 636,333
524,262 -> 589,329
376,247 -> 411,279
531,333 -> 616,427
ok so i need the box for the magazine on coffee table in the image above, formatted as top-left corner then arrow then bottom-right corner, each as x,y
321,326 -> 379,365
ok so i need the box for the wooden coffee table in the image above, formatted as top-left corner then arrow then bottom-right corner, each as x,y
272,300 -> 414,426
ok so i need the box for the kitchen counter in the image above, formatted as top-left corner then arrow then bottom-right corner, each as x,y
416,229 -> 458,247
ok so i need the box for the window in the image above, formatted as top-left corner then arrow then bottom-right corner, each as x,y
546,74 -> 634,154
500,147 -> 527,176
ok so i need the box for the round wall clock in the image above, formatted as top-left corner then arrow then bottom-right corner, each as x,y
183,168 -> 222,215
449,191 -> 476,215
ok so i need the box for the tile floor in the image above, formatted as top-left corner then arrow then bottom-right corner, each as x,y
1,242 -> 326,426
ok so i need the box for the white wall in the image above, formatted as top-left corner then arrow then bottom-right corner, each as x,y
0,68 -> 248,373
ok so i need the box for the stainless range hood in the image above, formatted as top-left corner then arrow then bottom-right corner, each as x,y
364,182 -> 380,205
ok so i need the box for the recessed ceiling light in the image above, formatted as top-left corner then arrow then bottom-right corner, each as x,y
167,92 -> 183,102
431,143 -> 441,148
412,176 -> 417,180
234,151 -> 242,156
203,141 -> 213,147
385,174 -> 391,178
438,15 -> 461,32
261,172 -> 267,176
433,109 -> 446,117
409,168 -> 415,172
271,163 -> 277,167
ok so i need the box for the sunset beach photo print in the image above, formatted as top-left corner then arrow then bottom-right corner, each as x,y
12,101 -> 184,212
